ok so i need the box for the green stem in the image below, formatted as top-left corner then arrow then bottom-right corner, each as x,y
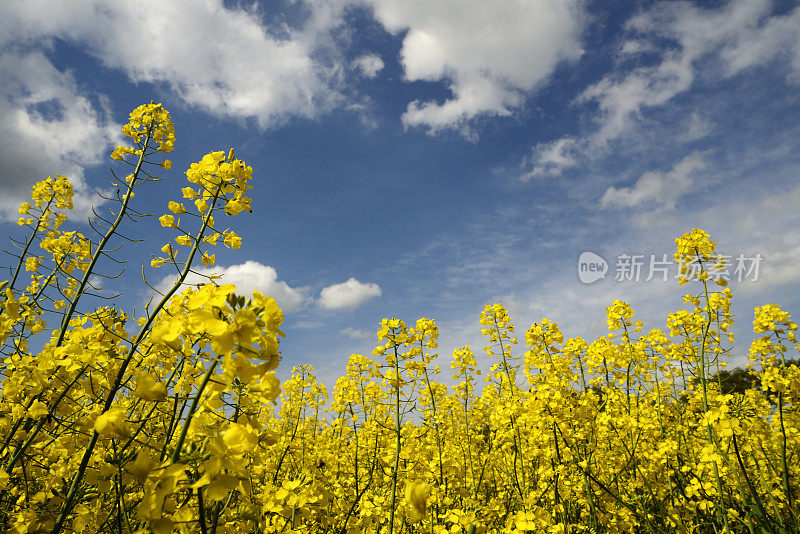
388,340 -> 402,534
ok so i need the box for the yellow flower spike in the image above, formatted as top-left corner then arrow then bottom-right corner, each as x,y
605,300 -> 634,331
119,102 -> 175,153
753,304 -> 793,334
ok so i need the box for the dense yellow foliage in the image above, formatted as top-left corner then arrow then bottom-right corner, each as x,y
0,103 -> 798,533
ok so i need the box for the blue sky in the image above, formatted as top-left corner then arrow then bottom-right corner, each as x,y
1,0 -> 799,386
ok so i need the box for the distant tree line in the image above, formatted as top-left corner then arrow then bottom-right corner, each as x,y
690,358 -> 798,401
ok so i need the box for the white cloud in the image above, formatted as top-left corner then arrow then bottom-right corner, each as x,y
0,0 -> 353,218
522,137 -> 580,180
753,245 -> 800,292
1,0 -> 346,129
0,51 -> 120,219
156,261 -> 308,312
525,0 -> 800,177
577,52 -> 694,149
600,151 -> 707,210
684,1 -> 800,80
708,184 -> 800,296
340,327 -> 374,340
352,53 -> 384,78
366,0 -> 583,135
318,277 -> 381,310
345,96 -> 379,129
600,0 -> 800,140
683,111 -> 714,142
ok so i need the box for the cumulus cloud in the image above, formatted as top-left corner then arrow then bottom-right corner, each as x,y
318,277 -> 381,310
600,151 -> 707,210
156,261 -> 308,312
352,53 -> 384,78
0,51 -> 120,219
365,0 -> 583,135
524,0 -> 800,177
0,0 -> 352,217
0,0 -> 345,130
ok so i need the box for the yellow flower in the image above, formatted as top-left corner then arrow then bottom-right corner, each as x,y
24,256 -> 38,272
28,400 -> 49,418
203,232 -> 221,245
159,214 -> 177,228
168,201 -> 186,214
405,480 -> 431,515
134,372 -> 167,401
3,289 -> 19,320
223,231 -> 242,249
95,409 -> 130,439
126,452 -> 156,484
222,422 -> 258,455
248,372 -> 282,403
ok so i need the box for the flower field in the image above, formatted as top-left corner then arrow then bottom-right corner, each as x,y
0,103 -> 798,533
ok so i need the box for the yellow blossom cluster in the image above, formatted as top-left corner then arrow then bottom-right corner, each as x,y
0,103 -> 285,534
152,150 -> 248,270
674,229 -> 729,286
110,102 -> 175,161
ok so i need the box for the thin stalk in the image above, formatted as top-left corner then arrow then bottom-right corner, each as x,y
388,341 -> 402,534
